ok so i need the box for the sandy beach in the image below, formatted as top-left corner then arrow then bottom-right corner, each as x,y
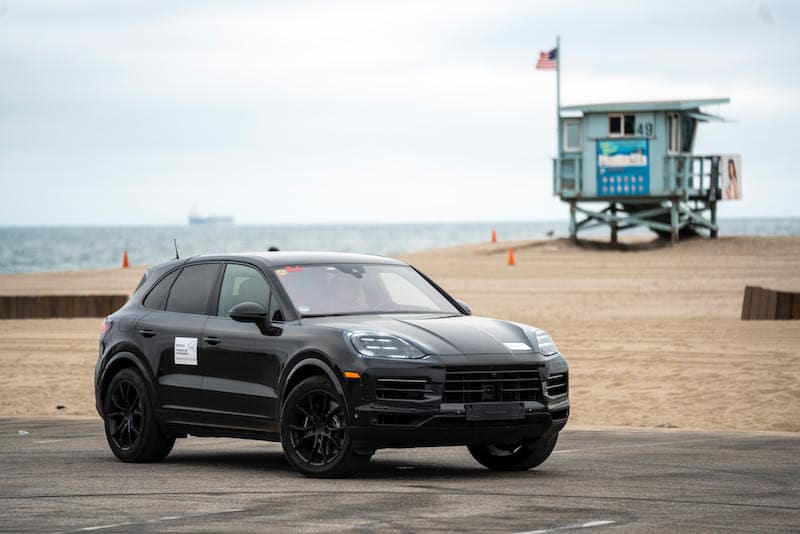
1,236 -> 798,432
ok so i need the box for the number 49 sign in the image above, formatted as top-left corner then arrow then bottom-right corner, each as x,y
637,121 -> 654,137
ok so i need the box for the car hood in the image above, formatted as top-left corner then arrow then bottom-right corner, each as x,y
302,314 -> 539,356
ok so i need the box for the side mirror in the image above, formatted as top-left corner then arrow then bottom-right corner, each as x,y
229,302 -> 281,336
229,301 -> 268,322
455,299 -> 472,316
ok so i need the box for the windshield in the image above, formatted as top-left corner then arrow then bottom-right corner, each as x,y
274,263 -> 460,317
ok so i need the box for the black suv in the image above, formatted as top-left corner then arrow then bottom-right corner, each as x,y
95,252 -> 569,477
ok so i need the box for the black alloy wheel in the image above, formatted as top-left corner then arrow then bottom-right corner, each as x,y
280,375 -> 371,478
107,378 -> 143,451
103,368 -> 175,462
289,390 -> 346,467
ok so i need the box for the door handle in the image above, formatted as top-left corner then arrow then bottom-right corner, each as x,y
203,336 -> 221,345
139,329 -> 157,338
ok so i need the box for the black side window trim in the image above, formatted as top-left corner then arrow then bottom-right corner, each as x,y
134,274 -> 147,293
141,268 -> 181,311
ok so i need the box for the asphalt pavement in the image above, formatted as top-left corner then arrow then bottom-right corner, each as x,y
1,417 -> 798,533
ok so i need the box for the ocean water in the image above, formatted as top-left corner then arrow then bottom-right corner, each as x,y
0,218 -> 798,273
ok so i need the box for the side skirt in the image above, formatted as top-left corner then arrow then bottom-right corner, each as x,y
156,408 -> 280,442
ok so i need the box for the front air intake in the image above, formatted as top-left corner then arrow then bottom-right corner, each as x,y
546,372 -> 568,397
375,378 -> 431,401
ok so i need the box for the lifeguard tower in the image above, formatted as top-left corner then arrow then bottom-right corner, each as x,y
553,98 -> 741,243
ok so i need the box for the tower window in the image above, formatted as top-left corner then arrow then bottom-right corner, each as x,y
609,114 -> 636,137
563,120 -> 582,151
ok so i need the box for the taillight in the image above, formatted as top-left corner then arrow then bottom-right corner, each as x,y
99,319 -> 112,339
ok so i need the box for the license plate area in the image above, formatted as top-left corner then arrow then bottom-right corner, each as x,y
465,402 -> 525,421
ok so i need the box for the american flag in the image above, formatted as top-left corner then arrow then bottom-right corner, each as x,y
536,48 -> 558,70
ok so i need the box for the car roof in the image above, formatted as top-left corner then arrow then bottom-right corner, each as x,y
186,251 -> 407,267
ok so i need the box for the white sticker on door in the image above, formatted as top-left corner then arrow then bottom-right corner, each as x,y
503,342 -> 532,351
174,337 -> 198,365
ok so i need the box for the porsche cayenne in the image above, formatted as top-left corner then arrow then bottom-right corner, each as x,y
95,252 -> 569,477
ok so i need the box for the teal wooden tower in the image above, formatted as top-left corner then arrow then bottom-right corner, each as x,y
543,40 -> 742,243
553,98 -> 741,243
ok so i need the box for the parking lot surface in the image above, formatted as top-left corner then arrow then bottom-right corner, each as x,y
1,418 -> 798,532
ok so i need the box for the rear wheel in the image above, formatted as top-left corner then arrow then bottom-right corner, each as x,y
468,433 -> 558,471
280,375 -> 371,478
103,368 -> 174,462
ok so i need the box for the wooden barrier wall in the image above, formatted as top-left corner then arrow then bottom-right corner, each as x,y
741,286 -> 800,320
0,295 -> 129,319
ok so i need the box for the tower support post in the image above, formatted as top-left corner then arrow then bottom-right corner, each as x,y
710,199 -> 718,238
569,201 -> 577,242
670,198 -> 679,243
610,203 -> 618,246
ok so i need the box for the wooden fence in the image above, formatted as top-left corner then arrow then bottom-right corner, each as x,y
741,286 -> 800,320
0,295 -> 129,319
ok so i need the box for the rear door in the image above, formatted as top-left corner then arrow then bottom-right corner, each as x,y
136,262 -> 221,421
200,262 -> 282,430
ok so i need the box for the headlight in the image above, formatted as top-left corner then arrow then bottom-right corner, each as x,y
517,325 -> 559,356
344,331 -> 426,359
533,330 -> 558,356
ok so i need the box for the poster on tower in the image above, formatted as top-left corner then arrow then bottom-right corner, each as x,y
719,154 -> 742,200
596,139 -> 650,196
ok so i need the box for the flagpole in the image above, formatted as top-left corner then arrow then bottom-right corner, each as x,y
556,35 -> 561,159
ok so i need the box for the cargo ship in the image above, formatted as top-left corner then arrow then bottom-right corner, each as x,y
188,209 -> 233,226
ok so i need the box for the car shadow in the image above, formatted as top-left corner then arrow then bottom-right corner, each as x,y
157,449 -> 555,481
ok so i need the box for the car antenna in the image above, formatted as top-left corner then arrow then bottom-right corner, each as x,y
173,238 -> 180,260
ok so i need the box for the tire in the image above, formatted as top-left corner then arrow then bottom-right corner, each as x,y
280,375 -> 371,478
468,433 -> 558,471
103,368 -> 175,463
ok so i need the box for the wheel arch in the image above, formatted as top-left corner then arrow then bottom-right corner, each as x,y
99,351 -> 158,412
281,352 -> 346,407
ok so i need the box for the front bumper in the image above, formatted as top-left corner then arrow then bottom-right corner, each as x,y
350,400 -> 569,451
345,355 -> 570,451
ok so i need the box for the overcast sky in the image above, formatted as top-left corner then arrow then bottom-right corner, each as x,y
1,0 -> 798,226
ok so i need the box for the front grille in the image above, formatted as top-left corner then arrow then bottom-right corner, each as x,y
443,368 -> 542,404
375,378 -> 430,401
546,372 -> 568,397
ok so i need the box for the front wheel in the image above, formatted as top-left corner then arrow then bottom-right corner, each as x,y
280,376 -> 371,478
468,434 -> 558,471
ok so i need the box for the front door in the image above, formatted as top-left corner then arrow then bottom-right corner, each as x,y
200,262 -> 281,430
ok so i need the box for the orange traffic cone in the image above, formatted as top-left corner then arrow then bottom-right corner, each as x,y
122,250 -> 129,268
507,247 -> 516,266
491,228 -> 497,243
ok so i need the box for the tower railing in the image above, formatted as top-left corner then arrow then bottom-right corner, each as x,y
664,154 -> 721,198
553,153 -> 723,200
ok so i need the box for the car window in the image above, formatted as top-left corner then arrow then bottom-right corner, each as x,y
142,269 -> 179,310
217,264 -> 272,317
165,263 -> 220,315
